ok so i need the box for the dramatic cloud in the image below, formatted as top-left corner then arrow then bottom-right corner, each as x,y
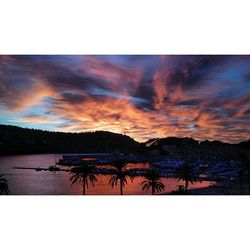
0,55 -> 249,143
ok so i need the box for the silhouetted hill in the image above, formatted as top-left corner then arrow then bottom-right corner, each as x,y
143,137 -> 250,160
144,137 -> 199,148
144,136 -> 248,149
238,139 -> 250,149
0,124 -> 249,157
0,124 -> 140,155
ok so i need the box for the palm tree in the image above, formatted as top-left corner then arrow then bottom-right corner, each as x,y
175,163 -> 200,192
70,161 -> 98,195
0,174 -> 9,195
109,159 -> 133,195
141,169 -> 165,195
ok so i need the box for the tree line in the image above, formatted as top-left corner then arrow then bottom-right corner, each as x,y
0,124 -> 140,155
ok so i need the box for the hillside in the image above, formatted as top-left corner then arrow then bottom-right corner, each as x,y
143,136 -> 250,160
0,124 -> 140,155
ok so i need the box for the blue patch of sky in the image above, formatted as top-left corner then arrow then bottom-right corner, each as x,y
208,64 -> 250,99
169,117 -> 192,121
94,55 -> 160,69
2,120 -> 59,131
3,72 -> 33,90
89,88 -> 146,104
22,103 -> 50,116
215,65 -> 245,82
0,104 -> 7,110
0,98 -> 66,130
186,124 -> 196,130
0,112 -> 66,131
0,113 -> 12,124
27,55 -> 82,64
26,56 -> 84,76
42,97 -> 57,103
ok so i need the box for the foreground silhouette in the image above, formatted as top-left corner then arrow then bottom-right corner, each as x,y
141,169 -> 165,195
246,161 -> 250,194
0,124 -> 139,155
0,174 -> 9,195
171,185 -> 190,195
175,164 -> 201,192
109,160 -> 133,195
241,159 -> 250,194
70,162 -> 98,195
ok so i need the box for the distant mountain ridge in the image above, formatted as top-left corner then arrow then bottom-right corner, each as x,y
143,137 -> 250,160
144,137 -> 250,148
0,124 -> 249,155
0,124 -> 140,155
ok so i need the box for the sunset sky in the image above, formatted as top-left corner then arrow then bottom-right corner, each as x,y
0,55 -> 249,143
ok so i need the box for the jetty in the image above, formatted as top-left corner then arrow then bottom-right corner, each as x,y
13,167 -> 70,172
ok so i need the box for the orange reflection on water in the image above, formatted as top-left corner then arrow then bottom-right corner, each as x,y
0,154 -> 214,195
73,174 -> 213,195
82,157 -> 96,161
125,162 -> 152,170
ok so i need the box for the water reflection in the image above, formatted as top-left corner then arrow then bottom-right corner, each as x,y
175,164 -> 202,192
0,174 -> 9,195
70,162 -> 98,195
141,169 -> 165,195
108,160 -> 134,195
0,154 -> 213,195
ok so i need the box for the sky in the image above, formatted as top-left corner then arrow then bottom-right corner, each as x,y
0,55 -> 249,143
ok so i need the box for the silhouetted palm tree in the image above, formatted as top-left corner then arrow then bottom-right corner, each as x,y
109,159 -> 133,195
0,174 -> 9,195
141,169 -> 165,195
70,162 -> 98,195
175,164 -> 200,192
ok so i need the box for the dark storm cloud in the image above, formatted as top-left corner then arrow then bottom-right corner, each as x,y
132,68 -> 156,111
166,56 -> 228,90
176,98 -> 203,106
60,92 -> 87,104
243,109 -> 250,116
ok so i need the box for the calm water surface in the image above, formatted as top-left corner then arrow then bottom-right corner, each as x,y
0,154 -> 212,195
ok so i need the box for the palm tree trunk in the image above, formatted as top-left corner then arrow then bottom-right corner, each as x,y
120,178 -> 123,195
83,179 -> 86,195
152,185 -> 155,195
185,179 -> 189,191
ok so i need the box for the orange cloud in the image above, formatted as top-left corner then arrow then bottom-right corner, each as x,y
0,80 -> 52,111
0,55 -> 249,143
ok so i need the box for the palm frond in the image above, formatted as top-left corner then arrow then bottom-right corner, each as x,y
69,162 -> 98,192
0,175 -> 9,195
141,169 -> 165,194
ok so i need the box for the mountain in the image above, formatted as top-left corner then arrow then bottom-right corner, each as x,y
0,124 -> 140,155
0,124 -> 249,157
144,136 -> 249,148
143,136 -> 250,160
144,137 -> 199,148
238,139 -> 250,149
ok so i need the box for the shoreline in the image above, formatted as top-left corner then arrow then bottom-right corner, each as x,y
184,180 -> 249,195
